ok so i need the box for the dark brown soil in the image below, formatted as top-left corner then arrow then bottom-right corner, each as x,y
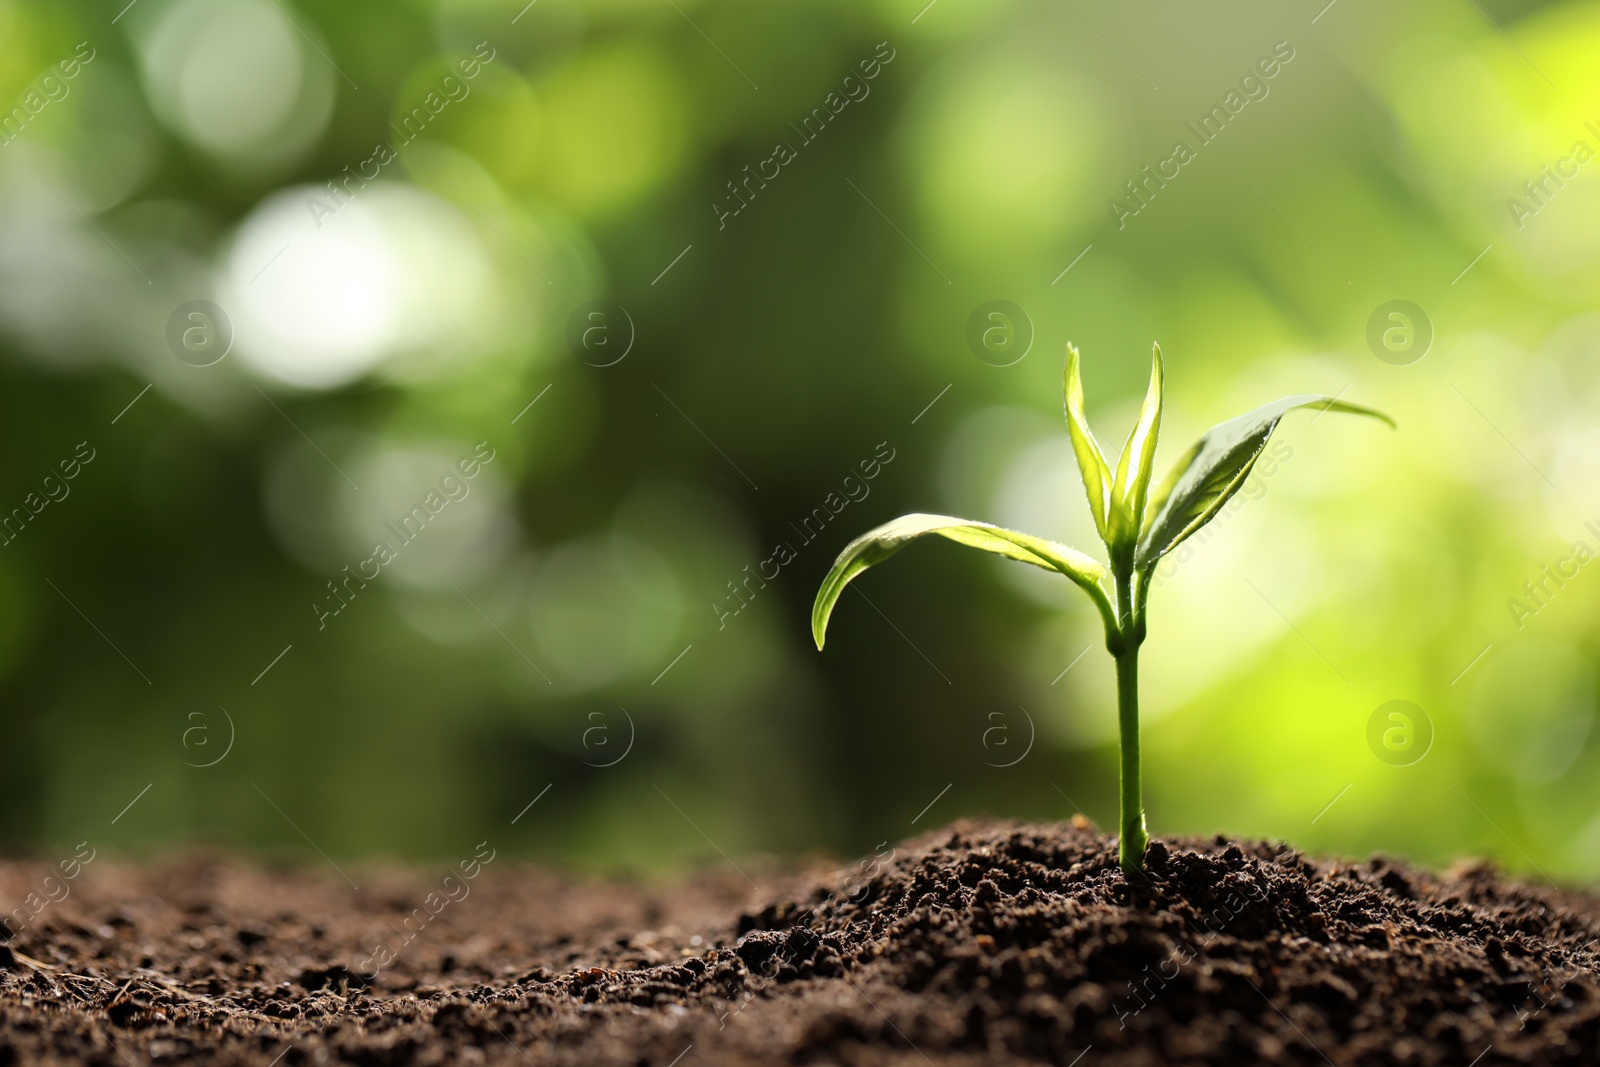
3,819 -> 1598,1066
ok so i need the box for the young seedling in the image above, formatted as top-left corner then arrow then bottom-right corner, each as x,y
812,344 -> 1393,875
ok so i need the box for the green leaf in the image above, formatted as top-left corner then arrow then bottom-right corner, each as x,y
1136,395 -> 1394,568
1063,344 -> 1114,545
812,513 -> 1108,649
1108,344 -> 1164,548
1143,438 -> 1201,526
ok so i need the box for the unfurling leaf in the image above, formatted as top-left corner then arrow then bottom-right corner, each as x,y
812,513 -> 1108,649
1108,344 -> 1164,549
1063,345 -> 1113,545
1136,395 -> 1394,568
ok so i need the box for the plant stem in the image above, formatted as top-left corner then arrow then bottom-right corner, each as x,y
1115,639 -> 1148,874
1112,566 -> 1148,875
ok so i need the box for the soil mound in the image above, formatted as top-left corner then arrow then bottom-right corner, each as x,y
3,820 -> 1597,1065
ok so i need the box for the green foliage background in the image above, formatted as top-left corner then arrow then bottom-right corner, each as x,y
2,0 -> 1599,883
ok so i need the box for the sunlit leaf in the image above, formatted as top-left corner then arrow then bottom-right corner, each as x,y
1108,344 -> 1164,549
1143,438 -> 1201,526
812,513 -> 1108,649
1063,345 -> 1113,545
1136,395 -> 1394,567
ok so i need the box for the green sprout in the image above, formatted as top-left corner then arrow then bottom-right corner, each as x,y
812,344 -> 1394,875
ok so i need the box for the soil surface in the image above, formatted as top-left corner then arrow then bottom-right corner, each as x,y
2,819 -> 1598,1066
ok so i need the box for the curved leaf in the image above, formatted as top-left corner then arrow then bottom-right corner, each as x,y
1063,345 -> 1113,544
1136,396 -> 1394,568
1142,438 -> 1201,529
1109,344 -> 1164,548
812,513 -> 1109,649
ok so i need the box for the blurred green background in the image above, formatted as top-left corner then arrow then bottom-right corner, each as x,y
2,0 -> 1599,884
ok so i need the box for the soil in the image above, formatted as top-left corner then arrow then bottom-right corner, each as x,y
2,819 -> 1598,1066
